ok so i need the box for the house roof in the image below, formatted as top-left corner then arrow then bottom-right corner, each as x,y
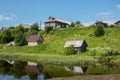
115,20 -> 120,24
20,24 -> 31,28
27,35 -> 41,42
45,16 -> 71,25
64,40 -> 87,48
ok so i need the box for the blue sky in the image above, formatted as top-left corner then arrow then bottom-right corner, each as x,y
0,0 -> 120,29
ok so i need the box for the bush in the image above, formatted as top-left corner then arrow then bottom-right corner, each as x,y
64,45 -> 76,55
45,26 -> 53,33
14,32 -> 27,46
94,25 -> 105,37
103,51 -> 120,56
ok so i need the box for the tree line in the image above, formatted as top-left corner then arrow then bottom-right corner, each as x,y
0,23 -> 40,46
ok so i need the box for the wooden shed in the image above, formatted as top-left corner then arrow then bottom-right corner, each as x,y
64,40 -> 88,52
27,35 -> 43,46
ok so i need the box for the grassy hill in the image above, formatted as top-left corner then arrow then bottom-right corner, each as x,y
0,27 -> 120,55
40,27 -> 120,55
0,27 -> 120,65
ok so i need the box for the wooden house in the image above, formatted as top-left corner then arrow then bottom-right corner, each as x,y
115,20 -> 120,26
45,16 -> 70,29
27,35 -> 43,46
64,40 -> 88,52
20,24 -> 31,29
95,21 -> 108,28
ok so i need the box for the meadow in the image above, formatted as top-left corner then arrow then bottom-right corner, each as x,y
0,27 -> 120,65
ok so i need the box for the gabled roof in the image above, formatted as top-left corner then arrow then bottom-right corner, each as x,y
64,40 -> 87,48
27,35 -> 41,42
20,24 -> 31,28
45,16 -> 71,25
115,20 -> 120,24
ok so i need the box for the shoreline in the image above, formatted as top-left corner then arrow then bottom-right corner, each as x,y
47,74 -> 120,80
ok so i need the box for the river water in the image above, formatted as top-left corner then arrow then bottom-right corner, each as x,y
0,60 -> 77,80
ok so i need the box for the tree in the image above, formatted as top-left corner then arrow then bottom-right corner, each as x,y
0,29 -> 13,43
64,45 -> 76,55
14,32 -> 27,46
15,25 -> 24,33
75,21 -> 83,27
69,22 -> 75,27
45,26 -> 53,33
94,25 -> 105,37
109,24 -> 116,28
28,23 -> 39,35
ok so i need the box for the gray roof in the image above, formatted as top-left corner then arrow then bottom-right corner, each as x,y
64,40 -> 87,48
45,16 -> 71,25
21,24 -> 31,28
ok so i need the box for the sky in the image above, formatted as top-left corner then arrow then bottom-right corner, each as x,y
0,0 -> 120,29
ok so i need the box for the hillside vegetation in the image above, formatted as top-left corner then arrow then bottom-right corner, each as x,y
0,27 -> 120,55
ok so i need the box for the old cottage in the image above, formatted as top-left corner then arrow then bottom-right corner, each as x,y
27,35 -> 43,46
64,40 -> 88,52
95,21 -> 108,28
115,20 -> 120,26
45,16 -> 70,29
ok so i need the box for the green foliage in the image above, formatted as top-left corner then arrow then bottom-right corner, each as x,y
41,64 -> 75,78
64,45 -> 76,55
28,22 -> 39,35
14,32 -> 27,46
69,22 -> 75,27
94,25 -> 105,37
85,64 -> 120,75
75,21 -> 83,27
12,61 -> 27,78
45,26 -> 53,33
0,29 -> 13,43
109,24 -> 116,28
0,27 -> 120,57
15,25 -> 24,33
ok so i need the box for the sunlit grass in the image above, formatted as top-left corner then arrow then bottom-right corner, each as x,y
0,27 -> 120,65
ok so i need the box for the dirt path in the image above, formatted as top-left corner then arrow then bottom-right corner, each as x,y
47,74 -> 120,80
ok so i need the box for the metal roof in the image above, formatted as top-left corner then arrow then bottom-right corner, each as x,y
64,40 -> 86,48
45,17 -> 71,25
27,35 -> 41,42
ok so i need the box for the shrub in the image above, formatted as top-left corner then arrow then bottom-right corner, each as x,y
45,26 -> 53,33
64,45 -> 76,55
69,22 -> 75,28
14,32 -> 27,46
94,25 -> 105,37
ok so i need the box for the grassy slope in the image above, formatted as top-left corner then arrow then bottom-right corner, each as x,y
42,27 -> 120,55
0,27 -> 120,64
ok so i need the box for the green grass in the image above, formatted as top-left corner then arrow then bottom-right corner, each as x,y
0,52 -> 96,65
0,27 -> 120,64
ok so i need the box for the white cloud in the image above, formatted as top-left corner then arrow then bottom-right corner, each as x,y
117,4 -> 120,9
102,20 -> 116,25
0,13 -> 17,21
97,12 -> 112,16
83,21 -> 95,26
97,12 -> 115,21
0,14 -> 11,21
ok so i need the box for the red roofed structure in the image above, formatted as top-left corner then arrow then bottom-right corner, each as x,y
27,35 -> 43,46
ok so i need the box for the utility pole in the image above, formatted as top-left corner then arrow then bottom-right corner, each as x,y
39,21 -> 42,30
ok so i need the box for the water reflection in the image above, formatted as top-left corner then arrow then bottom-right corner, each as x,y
0,60 -> 43,80
0,60 -> 78,80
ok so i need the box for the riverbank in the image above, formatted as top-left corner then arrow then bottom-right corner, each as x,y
47,74 -> 120,80
0,52 -> 96,65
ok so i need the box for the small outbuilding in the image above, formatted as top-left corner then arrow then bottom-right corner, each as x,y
27,35 -> 43,46
64,40 -> 88,52
95,21 -> 108,28
115,20 -> 120,26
